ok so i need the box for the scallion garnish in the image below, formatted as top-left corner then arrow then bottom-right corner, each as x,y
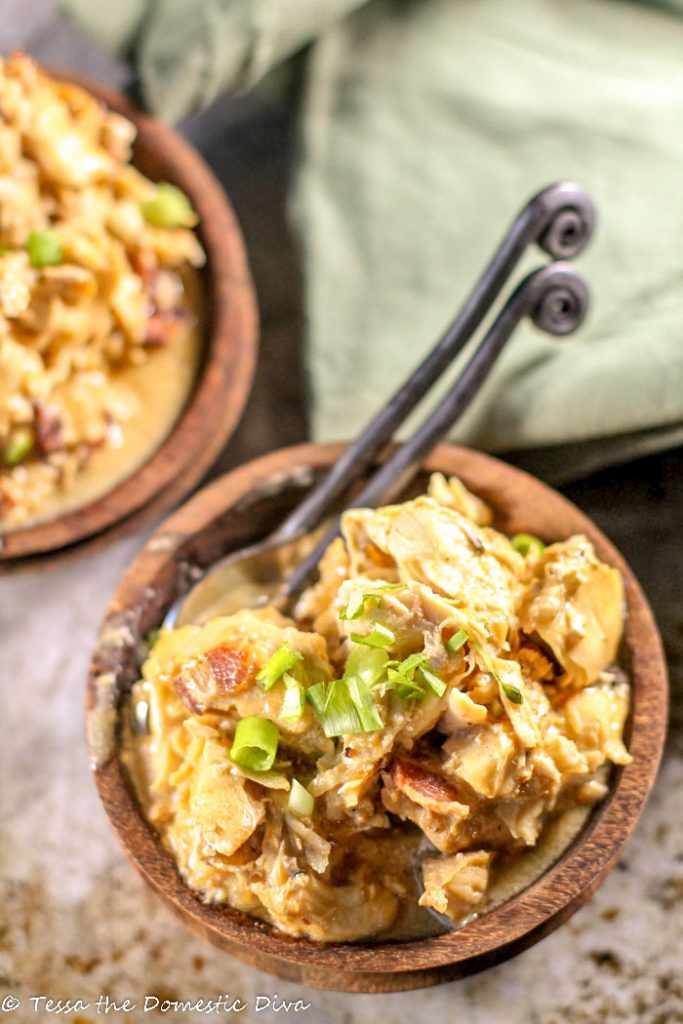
346,675 -> 384,731
280,673 -> 306,721
307,679 -> 359,737
3,426 -> 34,466
383,652 -> 447,700
307,677 -> 383,736
500,679 -> 524,705
287,778 -> 314,817
445,629 -> 469,654
386,667 -> 426,700
344,645 -> 388,688
230,716 -> 279,772
511,533 -> 545,558
470,638 -> 525,706
350,624 -> 395,649
27,229 -> 63,268
339,583 -> 406,620
339,589 -> 372,620
417,666 -> 447,697
305,680 -> 327,719
393,652 -> 427,674
140,182 -> 197,229
257,643 -> 303,691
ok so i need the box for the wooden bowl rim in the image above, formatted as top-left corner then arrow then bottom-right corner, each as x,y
87,442 -> 668,989
2,71 -> 258,562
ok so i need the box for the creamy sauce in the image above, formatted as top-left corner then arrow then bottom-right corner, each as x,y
11,270 -> 202,529
121,693 -> 600,945
378,799 -> 597,942
483,801 -> 594,912
112,487 -> 627,944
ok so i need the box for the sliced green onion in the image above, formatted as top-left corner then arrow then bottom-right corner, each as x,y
417,666 -> 447,697
305,680 -> 328,721
339,583 -> 406,621
307,677 -> 383,737
470,637 -> 525,706
326,680 -> 361,734
500,680 -> 524,705
141,182 -> 197,229
144,628 -> 160,652
308,679 -> 359,737
387,667 -> 426,700
3,426 -> 34,466
344,645 -> 388,688
350,624 -> 395,649
280,673 -> 306,722
346,675 -> 384,731
385,654 -> 428,700
392,652 -> 427,674
339,589 -> 372,620
287,778 -> 314,817
445,629 -> 469,654
383,652 -> 447,700
257,643 -> 303,691
230,716 -> 279,772
26,230 -> 63,268
511,533 -> 545,558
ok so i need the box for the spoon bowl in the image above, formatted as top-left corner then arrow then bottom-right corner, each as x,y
169,528 -> 327,626
87,442 -> 667,992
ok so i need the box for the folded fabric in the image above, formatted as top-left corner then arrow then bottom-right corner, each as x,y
64,0 -> 683,481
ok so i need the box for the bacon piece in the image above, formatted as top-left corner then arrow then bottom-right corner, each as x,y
174,644 -> 256,714
205,645 -> 256,694
143,311 -> 186,346
388,756 -> 467,816
34,401 -> 64,453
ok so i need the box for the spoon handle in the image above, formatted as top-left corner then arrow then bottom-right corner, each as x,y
273,182 -> 595,545
279,262 -> 589,605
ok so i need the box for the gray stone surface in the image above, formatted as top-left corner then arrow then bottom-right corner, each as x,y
2,8 -> 683,1023
2,455 -> 683,1023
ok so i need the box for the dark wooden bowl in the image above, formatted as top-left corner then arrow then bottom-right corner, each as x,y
1,71 -> 258,567
86,443 -> 668,992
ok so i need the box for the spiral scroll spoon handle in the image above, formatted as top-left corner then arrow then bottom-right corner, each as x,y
279,263 -> 589,606
272,182 -> 595,544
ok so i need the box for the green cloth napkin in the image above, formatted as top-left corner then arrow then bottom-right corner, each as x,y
64,0 -> 683,481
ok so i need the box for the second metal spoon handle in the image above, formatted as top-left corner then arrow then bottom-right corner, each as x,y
280,263 -> 589,604
273,182 -> 595,544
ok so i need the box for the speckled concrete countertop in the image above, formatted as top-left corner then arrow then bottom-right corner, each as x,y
3,455 -> 683,1022
2,8 -> 683,1023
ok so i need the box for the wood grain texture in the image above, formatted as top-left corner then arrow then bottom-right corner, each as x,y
1,71 -> 258,566
86,443 -> 668,992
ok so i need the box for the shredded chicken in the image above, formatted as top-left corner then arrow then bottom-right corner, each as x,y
128,474 -> 630,941
0,53 -> 204,525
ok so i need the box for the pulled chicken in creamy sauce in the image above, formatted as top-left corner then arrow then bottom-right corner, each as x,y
127,475 -> 630,942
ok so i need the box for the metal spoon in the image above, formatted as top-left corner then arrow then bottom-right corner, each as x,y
170,256 -> 589,627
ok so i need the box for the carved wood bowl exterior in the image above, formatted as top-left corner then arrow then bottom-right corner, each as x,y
86,443 -> 668,992
2,72 -> 258,568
